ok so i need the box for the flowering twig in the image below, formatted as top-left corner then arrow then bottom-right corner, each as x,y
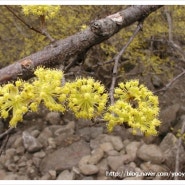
4,5 -> 55,43
109,21 -> 143,105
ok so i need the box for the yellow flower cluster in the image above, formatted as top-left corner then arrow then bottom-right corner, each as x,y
21,5 -> 60,19
104,80 -> 161,136
64,78 -> 108,119
30,67 -> 66,112
0,80 -> 30,127
0,67 -> 66,127
0,67 -> 160,137
0,68 -> 108,127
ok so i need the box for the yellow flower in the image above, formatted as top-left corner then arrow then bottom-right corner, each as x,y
104,79 -> 161,136
66,78 -> 108,119
31,67 -> 66,112
0,80 -> 32,127
21,5 -> 60,19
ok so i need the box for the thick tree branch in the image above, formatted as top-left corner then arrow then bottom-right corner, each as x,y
0,5 -> 163,85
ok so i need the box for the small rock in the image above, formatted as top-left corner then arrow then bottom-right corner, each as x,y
125,141 -> 141,160
159,133 -> 177,152
46,112 -> 61,125
40,173 -> 52,180
123,139 -> 130,146
5,161 -> 18,172
33,151 -> 46,158
33,157 -> 41,168
18,161 -> 26,168
106,150 -> 120,156
13,137 -> 23,148
54,121 -> 75,136
89,148 -> 104,165
90,127 -> 103,139
57,170 -> 75,180
5,148 -> 16,159
100,142 -> 114,152
97,158 -> 109,179
77,127 -> 91,141
160,133 -> 185,168
159,104 -> 180,134
48,137 -> 57,149
31,130 -> 40,138
90,134 -> 123,151
40,140 -> 90,174
22,131 -> 42,153
27,166 -> 38,179
48,170 -> 57,180
13,156 -> 20,163
16,146 -> 25,155
110,136 -> 124,151
38,127 -> 53,147
120,148 -> 126,155
78,155 -> 99,175
107,154 -> 131,171
137,144 -> 164,164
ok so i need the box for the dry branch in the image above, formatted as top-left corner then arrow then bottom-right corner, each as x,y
109,21 -> 143,105
154,68 -> 185,94
0,5 -> 162,85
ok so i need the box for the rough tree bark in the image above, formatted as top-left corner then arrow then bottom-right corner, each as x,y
0,5 -> 163,85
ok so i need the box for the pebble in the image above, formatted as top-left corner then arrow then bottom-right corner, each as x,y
159,104 -> 180,134
13,137 -> 23,148
16,146 -> 25,155
46,112 -> 61,125
40,140 -> 90,174
106,150 -> 120,156
100,142 -> 114,152
33,151 -> 46,158
32,157 -> 41,168
160,133 -> 185,168
125,141 -> 141,160
54,121 -> 75,136
107,154 -> 131,171
78,155 -> 99,175
38,127 -> 53,147
89,147 -> 104,165
97,158 -> 108,177
110,136 -> 124,151
22,131 -> 43,153
137,144 -> 164,164
57,170 -> 75,180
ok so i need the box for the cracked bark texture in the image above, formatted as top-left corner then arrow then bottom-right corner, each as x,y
0,5 -> 163,84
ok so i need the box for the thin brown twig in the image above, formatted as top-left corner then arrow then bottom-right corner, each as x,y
154,68 -> 185,94
0,127 -> 15,140
4,5 -> 55,43
174,116 -> 185,180
164,6 -> 185,63
109,21 -> 143,105
0,134 -> 10,156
